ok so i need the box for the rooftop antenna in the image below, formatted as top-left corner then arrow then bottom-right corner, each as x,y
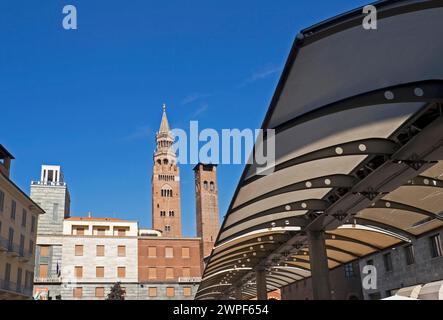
88,211 -> 92,218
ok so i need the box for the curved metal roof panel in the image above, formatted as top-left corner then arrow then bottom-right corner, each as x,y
197,0 -> 443,300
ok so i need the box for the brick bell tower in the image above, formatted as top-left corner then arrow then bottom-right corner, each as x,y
194,163 -> 220,259
152,104 -> 181,237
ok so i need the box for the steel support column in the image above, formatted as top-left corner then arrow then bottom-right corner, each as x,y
256,268 -> 267,300
307,229 -> 331,300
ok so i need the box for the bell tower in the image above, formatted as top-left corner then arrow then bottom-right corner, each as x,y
194,163 -> 220,259
151,104 -> 181,237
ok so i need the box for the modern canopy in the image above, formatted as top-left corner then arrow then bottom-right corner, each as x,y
196,0 -> 443,300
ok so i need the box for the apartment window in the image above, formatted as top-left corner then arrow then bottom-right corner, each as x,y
148,246 -> 157,258
96,266 -> 104,278
25,271 -> 32,289
183,287 -> 192,297
118,245 -> 126,257
39,264 -> 48,278
97,228 -> 106,236
148,287 -> 157,297
29,240 -> 34,255
95,287 -> 105,298
117,229 -> 126,237
182,267 -> 191,278
11,200 -> 16,220
344,263 -> 355,278
8,227 -> 14,250
182,247 -> 190,258
73,287 -> 83,299
404,244 -> 415,265
165,267 -> 174,279
0,189 -> 4,213
96,245 -> 105,257
148,267 -> 157,279
117,266 -> 126,278
165,225 -> 171,232
76,227 -> 85,236
40,246 -> 50,257
52,203 -> 59,221
430,234 -> 443,258
75,266 -> 83,278
5,263 -> 11,285
31,215 -> 36,233
165,247 -> 174,258
17,268 -> 23,288
19,234 -> 25,255
21,209 -> 27,227
383,252 -> 393,272
75,245 -> 84,256
166,287 -> 175,297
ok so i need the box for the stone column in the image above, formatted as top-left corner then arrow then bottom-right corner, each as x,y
307,229 -> 331,300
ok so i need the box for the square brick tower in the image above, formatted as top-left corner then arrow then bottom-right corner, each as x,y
194,163 -> 220,259
151,105 -> 181,238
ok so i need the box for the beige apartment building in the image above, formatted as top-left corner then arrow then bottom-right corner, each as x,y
0,145 -> 44,299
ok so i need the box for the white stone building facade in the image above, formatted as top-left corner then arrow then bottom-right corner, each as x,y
34,217 -> 139,300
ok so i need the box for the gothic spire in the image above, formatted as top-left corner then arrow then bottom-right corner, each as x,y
158,103 -> 170,134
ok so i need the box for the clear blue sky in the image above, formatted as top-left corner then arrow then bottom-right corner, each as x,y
1,0 -> 370,236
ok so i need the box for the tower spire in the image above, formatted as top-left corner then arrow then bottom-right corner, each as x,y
158,104 -> 170,134
152,104 -> 182,238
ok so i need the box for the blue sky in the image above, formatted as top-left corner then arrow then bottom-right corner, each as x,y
0,0 -> 370,236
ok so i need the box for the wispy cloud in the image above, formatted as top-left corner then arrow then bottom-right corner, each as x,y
238,64 -> 281,88
181,93 -> 211,105
119,125 -> 152,142
191,103 -> 209,118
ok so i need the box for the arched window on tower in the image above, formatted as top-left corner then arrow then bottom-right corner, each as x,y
203,181 -> 208,190
210,181 -> 214,192
161,185 -> 173,197
163,159 -> 169,165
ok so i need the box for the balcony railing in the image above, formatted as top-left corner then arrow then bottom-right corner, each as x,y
0,279 -> 33,297
0,237 -> 33,260
178,277 -> 202,283
34,276 -> 62,283
0,236 -> 8,252
18,249 -> 33,262
31,180 -> 66,187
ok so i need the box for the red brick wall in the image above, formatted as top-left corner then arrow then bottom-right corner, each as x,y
138,238 -> 202,282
